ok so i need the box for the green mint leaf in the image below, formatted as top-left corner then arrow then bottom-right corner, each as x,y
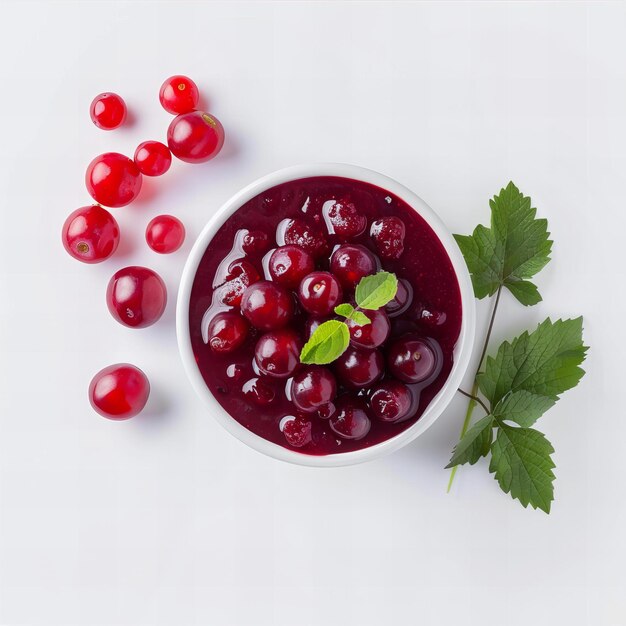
445,415 -> 494,468
355,271 -> 398,310
478,317 -> 588,407
454,181 -> 553,306
334,303 -> 355,319
300,320 -> 350,365
492,390 -> 557,428
334,304 -> 372,326
489,424 -> 556,513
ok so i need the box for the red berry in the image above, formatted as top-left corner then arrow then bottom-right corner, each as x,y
370,217 -> 406,259
385,278 -> 413,318
167,111 -> 224,163
346,308 -> 390,349
241,280 -> 293,330
369,380 -> 413,423
89,93 -> 127,130
281,218 -> 328,258
134,141 -> 172,177
330,244 -> 377,290
85,152 -> 143,208
334,346 -> 384,389
242,230 -> 270,255
329,397 -> 371,440
106,266 -> 167,328
291,366 -> 337,413
282,417 -> 312,448
387,338 -> 437,383
268,245 -> 315,289
89,363 -> 149,419
242,377 -> 276,406
159,75 -> 200,115
254,329 -> 301,379
324,198 -> 367,239
215,259 -> 260,307
145,215 -> 185,254
207,312 -> 249,353
62,205 -> 119,263
298,271 -> 343,317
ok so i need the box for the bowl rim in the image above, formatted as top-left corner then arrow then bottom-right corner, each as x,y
176,163 -> 476,467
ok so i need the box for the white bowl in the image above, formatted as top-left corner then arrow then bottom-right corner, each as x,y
177,163 -> 475,467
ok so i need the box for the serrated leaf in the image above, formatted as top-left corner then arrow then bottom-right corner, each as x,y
445,415 -> 495,468
493,390 -> 557,428
489,424 -> 556,513
334,303 -> 355,318
454,181 -> 552,305
355,271 -> 398,310
300,320 -> 350,365
334,304 -> 371,326
478,317 -> 588,407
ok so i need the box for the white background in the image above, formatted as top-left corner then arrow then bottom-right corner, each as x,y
0,1 -> 624,624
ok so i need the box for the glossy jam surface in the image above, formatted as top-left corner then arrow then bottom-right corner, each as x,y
189,176 -> 462,455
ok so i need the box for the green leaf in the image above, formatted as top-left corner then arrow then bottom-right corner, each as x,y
355,271 -> 398,310
478,317 -> 588,407
493,390 -> 557,428
454,181 -> 552,305
300,320 -> 350,365
445,415 -> 495,468
489,424 -> 556,513
334,304 -> 371,326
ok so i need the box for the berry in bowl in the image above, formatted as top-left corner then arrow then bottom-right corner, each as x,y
177,164 -> 475,466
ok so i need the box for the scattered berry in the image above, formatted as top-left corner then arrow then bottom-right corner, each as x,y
324,198 -> 367,239
282,417 -> 312,448
329,397 -> 371,440
387,337 -> 437,383
145,215 -> 185,253
208,312 -> 249,353
346,308 -> 390,349
254,329 -> 301,379
167,111 -> 224,163
298,271 -> 342,316
62,205 -> 119,263
369,380 -> 413,423
134,141 -> 172,177
241,280 -> 294,330
85,152 -> 143,208
159,75 -> 200,115
334,346 -> 384,389
215,259 -> 260,307
89,363 -> 149,419
268,245 -> 315,289
291,366 -> 337,413
89,93 -> 127,130
330,244 -> 377,290
370,216 -> 406,259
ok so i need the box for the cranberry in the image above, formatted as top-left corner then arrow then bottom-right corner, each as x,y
330,244 -> 377,290
298,272 -> 342,316
268,245 -> 315,289
106,266 -> 167,328
207,312 -> 249,353
241,280 -> 294,330
323,198 -> 367,239
281,218 -> 328,258
242,230 -> 270,255
242,377 -> 276,406
385,278 -> 413,318
346,308 -> 390,349
62,205 -> 119,263
134,141 -> 172,177
370,216 -> 406,259
89,93 -> 126,130
387,337 -> 437,383
215,259 -> 260,307
167,111 -> 224,163
291,366 -> 337,413
282,417 -> 312,448
145,215 -> 185,254
329,397 -> 371,440
369,380 -> 413,423
254,329 -> 301,379
85,152 -> 143,208
89,363 -> 149,419
159,75 -> 200,115
334,347 -> 384,389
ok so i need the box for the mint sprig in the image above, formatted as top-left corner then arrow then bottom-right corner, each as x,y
300,271 -> 398,365
447,182 -> 588,513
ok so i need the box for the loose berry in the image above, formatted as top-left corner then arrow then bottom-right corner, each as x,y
370,216 -> 406,259
346,308 -> 390,349
387,337 -> 437,383
330,244 -> 377,290
106,266 -> 167,328
85,152 -> 142,208
89,93 -> 127,130
385,278 -> 413,318
334,346 -> 384,389
324,198 -> 367,239
329,397 -> 371,440
134,141 -> 172,177
208,312 -> 249,353
369,380 -> 413,423
281,218 -> 328,258
215,259 -> 260,307
254,330 -> 301,379
242,230 -> 270,255
145,215 -> 185,253
89,363 -> 149,419
298,271 -> 342,316
167,111 -> 224,163
291,366 -> 337,413
268,245 -> 315,289
62,205 -> 119,263
282,417 -> 312,448
242,377 -> 276,406
159,75 -> 200,115
241,281 -> 294,330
